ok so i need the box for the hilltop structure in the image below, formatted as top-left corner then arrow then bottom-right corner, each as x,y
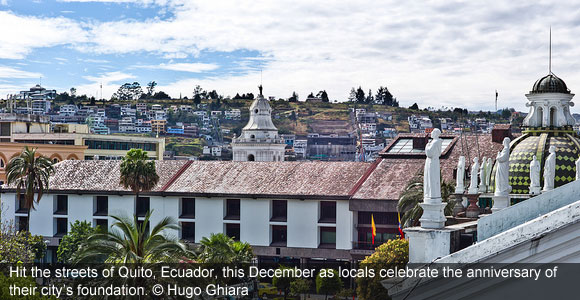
231,86 -> 286,161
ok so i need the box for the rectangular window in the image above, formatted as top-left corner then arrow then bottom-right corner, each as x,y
95,219 -> 108,231
357,212 -> 398,225
319,227 -> 336,248
181,222 -> 195,242
16,216 -> 28,231
0,122 -> 11,136
224,199 -> 240,220
94,196 -> 108,216
271,200 -> 287,222
319,201 -> 336,223
16,194 -> 28,213
271,225 -> 287,246
180,198 -> 195,218
54,195 -> 68,215
225,223 -> 240,241
136,197 -> 150,217
55,218 -> 68,237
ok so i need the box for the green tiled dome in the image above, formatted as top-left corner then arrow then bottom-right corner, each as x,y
490,131 -> 580,195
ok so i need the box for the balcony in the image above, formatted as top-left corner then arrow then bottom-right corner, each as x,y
232,137 -> 285,144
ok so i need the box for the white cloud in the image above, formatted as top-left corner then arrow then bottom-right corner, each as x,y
0,11 -> 87,59
6,1 -> 580,110
139,62 -> 219,73
0,66 -> 42,79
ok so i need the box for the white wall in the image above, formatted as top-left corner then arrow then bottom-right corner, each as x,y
240,199 -> 269,246
195,197 -> 224,242
336,201 -> 353,250
287,200 -> 318,248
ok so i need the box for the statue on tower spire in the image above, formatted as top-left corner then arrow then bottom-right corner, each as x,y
258,84 -> 263,97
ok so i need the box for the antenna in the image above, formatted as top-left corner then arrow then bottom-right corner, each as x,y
549,26 -> 552,74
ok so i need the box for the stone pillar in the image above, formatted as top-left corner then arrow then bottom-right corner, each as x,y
452,193 -> 465,217
491,195 -> 510,213
419,201 -> 447,229
465,193 -> 480,218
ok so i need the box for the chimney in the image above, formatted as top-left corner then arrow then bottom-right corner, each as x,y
492,124 -> 512,143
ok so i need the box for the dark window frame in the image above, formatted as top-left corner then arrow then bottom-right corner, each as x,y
319,227 -> 336,249
55,218 -> 68,237
319,201 -> 336,223
271,225 -> 287,246
225,223 -> 240,241
271,200 -> 287,222
181,222 -> 195,242
136,197 -> 150,217
54,195 -> 68,215
94,196 -> 108,216
180,198 -> 195,218
224,199 -> 240,220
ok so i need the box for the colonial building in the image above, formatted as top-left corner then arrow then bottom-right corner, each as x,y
231,86 -> 286,161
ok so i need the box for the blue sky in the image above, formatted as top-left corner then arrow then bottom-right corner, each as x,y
2,0 -> 580,111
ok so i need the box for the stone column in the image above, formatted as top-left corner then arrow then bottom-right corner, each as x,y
465,193 -> 480,218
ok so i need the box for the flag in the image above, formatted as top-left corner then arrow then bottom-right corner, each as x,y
371,214 -> 376,245
398,211 -> 405,239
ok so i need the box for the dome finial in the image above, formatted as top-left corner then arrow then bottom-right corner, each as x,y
258,84 -> 263,97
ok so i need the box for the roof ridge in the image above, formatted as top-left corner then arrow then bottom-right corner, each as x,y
160,160 -> 193,191
348,158 -> 382,196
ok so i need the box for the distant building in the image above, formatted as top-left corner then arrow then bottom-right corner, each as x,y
151,119 -> 167,134
231,87 -> 286,161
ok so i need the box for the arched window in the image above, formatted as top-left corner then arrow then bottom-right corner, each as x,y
550,107 -> 557,127
247,154 -> 255,161
52,158 -> 60,164
0,159 -> 4,169
536,106 -> 543,127
250,134 -> 255,139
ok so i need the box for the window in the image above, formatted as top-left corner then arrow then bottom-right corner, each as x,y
136,197 -> 150,217
225,223 -> 240,241
225,199 -> 240,220
180,198 -> 195,218
137,220 -> 150,233
54,195 -> 68,215
95,219 -> 108,231
319,227 -> 336,248
271,225 -> 287,246
55,218 -> 68,237
357,212 -> 398,225
271,200 -> 287,222
16,216 -> 28,231
0,122 -> 10,136
16,194 -> 28,213
181,222 -> 195,242
94,196 -> 108,216
319,201 -> 336,223
0,159 -> 4,168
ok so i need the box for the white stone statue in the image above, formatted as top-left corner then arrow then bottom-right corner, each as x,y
576,156 -> 580,181
423,128 -> 443,202
455,156 -> 466,194
543,145 -> 556,191
529,155 -> 541,195
494,137 -> 511,196
468,157 -> 479,194
478,156 -> 487,193
485,157 -> 493,192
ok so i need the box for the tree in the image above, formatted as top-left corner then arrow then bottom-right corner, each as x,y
348,88 -> 357,102
73,211 -> 190,263
114,82 -> 143,101
6,146 -> 55,232
0,271 -> 55,299
355,86 -> 365,103
153,91 -> 171,99
272,266 -> 302,300
146,81 -> 157,96
57,220 -> 97,263
409,103 -> 419,110
316,269 -> 342,300
70,87 -> 77,97
317,90 -> 329,102
290,278 -> 311,298
307,92 -> 315,99
398,172 -> 455,228
356,239 -> 408,300
119,149 -> 160,215
375,86 -> 396,106
197,233 -> 253,263
289,91 -> 299,102
0,220 -> 46,263
366,89 -> 374,104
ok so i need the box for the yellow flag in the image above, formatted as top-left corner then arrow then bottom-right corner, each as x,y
371,214 -> 376,245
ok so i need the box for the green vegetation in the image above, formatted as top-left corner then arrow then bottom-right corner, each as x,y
119,148 -> 159,208
6,146 -> 55,231
0,270 -> 56,300
398,172 -> 455,228
56,220 -> 98,263
74,211 -> 190,263
356,239 -> 409,300
165,137 -> 205,157
0,222 -> 45,263
197,233 -> 253,263
316,269 -> 343,300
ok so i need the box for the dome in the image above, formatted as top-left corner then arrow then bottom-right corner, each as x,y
490,132 -> 580,196
242,95 -> 278,131
530,74 -> 570,94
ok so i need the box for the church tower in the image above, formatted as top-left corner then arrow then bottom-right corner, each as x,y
232,86 -> 286,161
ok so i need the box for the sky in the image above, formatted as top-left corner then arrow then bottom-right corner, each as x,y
1,0 -> 580,112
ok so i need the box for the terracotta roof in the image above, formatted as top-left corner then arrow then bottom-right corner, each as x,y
164,161 -> 371,198
35,160 -> 189,193
353,134 -> 503,200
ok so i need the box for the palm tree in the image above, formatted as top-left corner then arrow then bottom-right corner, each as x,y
197,233 -> 254,263
6,146 -> 54,231
398,172 -> 455,228
73,211 -> 190,263
119,148 -> 159,214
